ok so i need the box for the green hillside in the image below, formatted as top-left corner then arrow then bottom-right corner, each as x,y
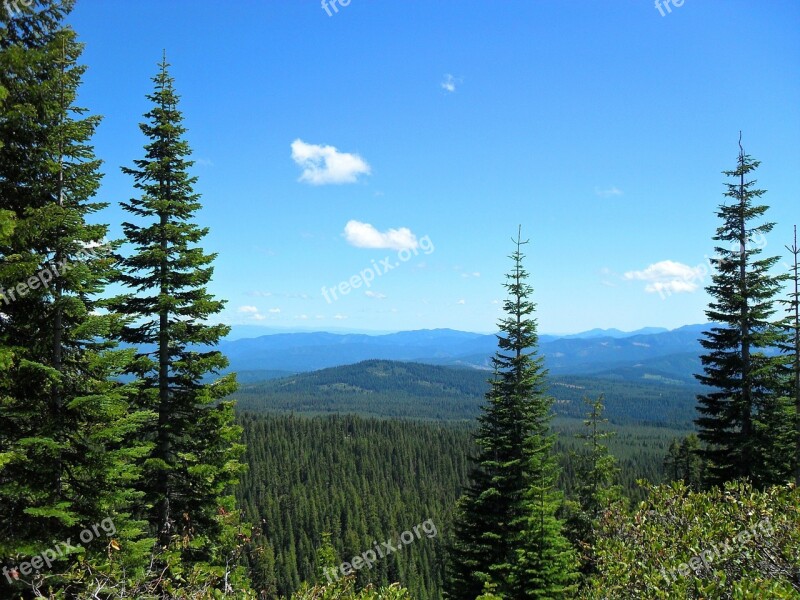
232,359 -> 702,427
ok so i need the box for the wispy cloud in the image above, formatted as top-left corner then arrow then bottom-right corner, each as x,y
343,220 -> 418,251
457,299 -> 466,305
291,139 -> 371,185
595,186 -> 623,198
441,74 -> 461,93
624,260 -> 705,295
238,305 -> 266,321
365,291 -> 387,299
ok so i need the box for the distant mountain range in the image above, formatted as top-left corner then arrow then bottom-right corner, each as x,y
221,324 -> 712,384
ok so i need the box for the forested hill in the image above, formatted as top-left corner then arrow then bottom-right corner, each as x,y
232,359 -> 702,427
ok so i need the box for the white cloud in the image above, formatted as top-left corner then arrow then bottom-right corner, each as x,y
365,291 -> 387,299
457,299 -> 466,305
624,260 -> 706,295
343,220 -> 418,251
441,74 -> 461,93
333,314 -> 348,320
595,186 -> 623,198
268,308 -> 281,313
238,305 -> 270,321
291,139 -> 370,185
247,290 -> 273,298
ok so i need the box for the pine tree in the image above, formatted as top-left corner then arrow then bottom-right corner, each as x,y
695,137 -> 791,488
662,434 -> 704,490
564,395 -> 622,576
110,54 -> 248,590
447,228 -> 577,599
781,226 -> 800,486
0,3 -> 152,597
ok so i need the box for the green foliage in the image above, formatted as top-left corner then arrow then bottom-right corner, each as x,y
663,433 -> 704,490
695,143 -> 793,488
448,230 -> 578,599
288,577 -> 412,600
562,395 -> 624,576
583,480 -> 800,599
108,55 -> 247,590
237,413 -> 465,598
779,226 -> 800,486
0,3 -> 153,596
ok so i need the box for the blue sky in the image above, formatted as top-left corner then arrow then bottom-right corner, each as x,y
66,0 -> 799,335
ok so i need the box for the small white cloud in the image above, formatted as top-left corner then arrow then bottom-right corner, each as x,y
295,314 -> 309,320
624,260 -> 706,296
268,308 -> 281,313
291,139 -> 370,185
441,74 -> 461,93
344,220 -> 418,251
333,314 -> 348,320
365,291 -> 387,299
457,299 -> 466,305
238,306 -> 259,314
595,186 -> 623,198
247,290 -> 273,298
252,313 -> 266,321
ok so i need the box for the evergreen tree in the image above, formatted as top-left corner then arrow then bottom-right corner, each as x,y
564,395 -> 622,576
447,228 -> 577,598
781,226 -> 800,486
0,3 -> 152,597
695,138 -> 791,488
662,434 -> 704,490
110,55 -> 248,590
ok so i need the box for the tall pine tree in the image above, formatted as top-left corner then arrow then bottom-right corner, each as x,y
110,54 -> 249,591
695,138 -> 791,488
447,229 -> 577,599
0,2 -> 152,597
781,226 -> 800,486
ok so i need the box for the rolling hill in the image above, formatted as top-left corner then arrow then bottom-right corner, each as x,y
232,359 -> 703,427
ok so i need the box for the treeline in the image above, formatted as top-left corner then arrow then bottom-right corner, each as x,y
237,414 -> 472,598
234,412 -> 680,598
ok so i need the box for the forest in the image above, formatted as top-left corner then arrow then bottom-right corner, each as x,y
1,2 -> 800,600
